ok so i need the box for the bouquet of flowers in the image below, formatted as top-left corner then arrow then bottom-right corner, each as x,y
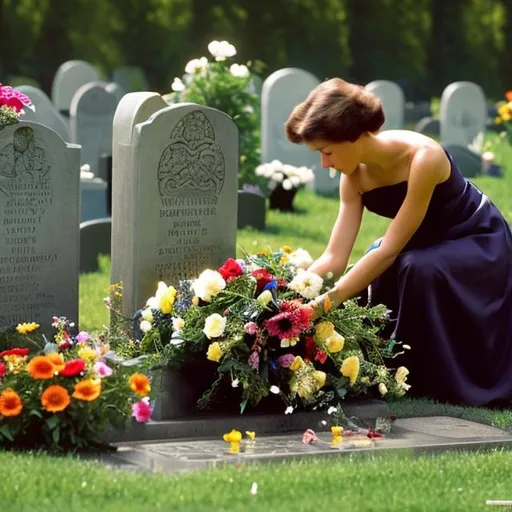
0,317 -> 152,452
255,160 -> 315,192
135,247 -> 410,416
0,84 -> 34,128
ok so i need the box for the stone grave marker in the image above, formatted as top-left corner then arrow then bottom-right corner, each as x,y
415,117 -> 440,137
365,80 -> 405,130
51,60 -> 100,115
70,81 -> 120,172
111,94 -> 238,316
443,144 -> 482,178
0,121 -> 80,331
237,190 -> 266,230
80,175 -> 108,223
80,217 -> 111,273
440,81 -> 487,147
112,66 -> 149,93
261,68 -> 338,196
14,85 -> 71,142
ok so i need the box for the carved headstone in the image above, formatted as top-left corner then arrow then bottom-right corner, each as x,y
51,60 -> 100,115
0,122 -> 80,330
14,85 -> 71,141
440,82 -> 487,147
111,94 -> 238,315
365,80 -> 405,130
261,68 -> 338,196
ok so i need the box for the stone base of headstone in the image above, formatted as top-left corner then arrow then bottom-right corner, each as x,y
269,184 -> 298,212
80,176 -> 108,222
443,144 -> 483,178
237,190 -> 266,230
80,217 -> 112,273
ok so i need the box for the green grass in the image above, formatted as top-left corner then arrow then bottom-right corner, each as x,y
1,449 -> 512,511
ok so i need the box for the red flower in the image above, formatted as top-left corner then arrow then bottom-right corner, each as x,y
304,336 -> 317,361
265,301 -> 312,340
277,278 -> 288,289
251,268 -> 274,290
315,350 -> 328,365
60,359 -> 85,377
58,331 -> 73,350
218,258 -> 243,282
0,361 -> 6,377
0,348 -> 29,358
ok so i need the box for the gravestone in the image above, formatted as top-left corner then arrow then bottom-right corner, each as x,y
70,81 -> 119,172
51,60 -> 101,115
14,86 -> 71,142
237,190 -> 265,230
415,117 -> 440,137
443,144 -> 482,178
80,175 -> 108,222
111,94 -> 238,316
440,82 -> 487,147
261,68 -> 338,196
0,121 -> 80,331
80,218 -> 111,273
365,80 -> 405,130
106,82 -> 127,103
112,66 -> 149,93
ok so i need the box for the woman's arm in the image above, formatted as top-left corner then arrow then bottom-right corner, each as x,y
312,147 -> 448,311
307,173 -> 364,279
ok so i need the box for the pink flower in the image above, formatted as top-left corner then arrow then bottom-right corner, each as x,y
0,85 -> 32,113
302,428 -> 319,445
244,322 -> 258,335
265,301 -> 311,340
277,353 -> 295,368
93,361 -> 113,378
75,331 -> 91,344
248,351 -> 259,369
132,398 -> 152,422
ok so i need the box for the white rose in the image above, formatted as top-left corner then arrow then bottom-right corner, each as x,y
172,317 -> 185,332
288,269 -> 323,299
171,77 -> 185,92
207,40 -> 236,61
230,63 -> 249,78
192,269 -> 226,302
141,308 -> 154,323
287,248 -> 314,270
378,383 -> 388,396
140,320 -> 152,333
185,56 -> 208,74
203,313 -> 227,339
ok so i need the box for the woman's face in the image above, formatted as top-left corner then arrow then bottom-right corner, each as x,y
307,138 -> 363,176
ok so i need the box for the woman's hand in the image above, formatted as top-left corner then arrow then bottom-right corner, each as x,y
308,290 -> 342,320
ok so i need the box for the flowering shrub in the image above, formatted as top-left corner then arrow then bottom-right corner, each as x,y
256,160 -> 315,192
164,40 -> 264,190
0,84 -> 34,128
0,317 -> 152,452
133,247 -> 410,416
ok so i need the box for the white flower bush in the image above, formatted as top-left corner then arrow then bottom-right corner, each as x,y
255,160 -> 315,191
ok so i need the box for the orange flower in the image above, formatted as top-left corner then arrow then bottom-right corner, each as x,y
46,353 -> 65,373
27,356 -> 55,379
506,90 -> 512,102
129,373 -> 151,396
0,388 -> 23,417
41,385 -> 70,413
72,379 -> 101,402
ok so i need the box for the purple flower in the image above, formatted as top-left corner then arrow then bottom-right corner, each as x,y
244,322 -> 258,335
248,351 -> 260,369
278,353 -> 295,368
75,331 -> 90,344
93,361 -> 113,378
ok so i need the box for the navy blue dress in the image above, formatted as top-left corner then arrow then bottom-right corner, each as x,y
362,150 -> 512,406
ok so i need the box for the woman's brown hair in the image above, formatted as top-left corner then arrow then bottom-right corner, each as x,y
285,78 -> 385,144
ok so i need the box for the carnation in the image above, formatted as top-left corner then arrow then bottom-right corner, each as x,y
287,249 -> 314,270
193,269 -> 226,302
288,269 -> 323,299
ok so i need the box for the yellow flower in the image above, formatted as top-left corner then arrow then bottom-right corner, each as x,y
192,296 -> 200,306
279,254 -> 289,265
312,370 -> 327,388
223,429 -> 242,454
503,112 -> 511,122
16,322 -> 40,335
341,355 -> 360,385
325,332 -> 345,353
378,383 -> 388,396
495,116 -> 503,124
331,426 -> 343,437
207,342 -> 223,362
257,290 -> 273,306
78,346 -> 98,362
246,431 -> 256,441
498,102 -> 510,116
158,285 -> 177,314
282,245 -> 293,254
290,355 -> 306,372
315,321 -> 335,343
280,337 -> 299,348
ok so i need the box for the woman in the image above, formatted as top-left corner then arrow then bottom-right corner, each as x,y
285,77 -> 512,406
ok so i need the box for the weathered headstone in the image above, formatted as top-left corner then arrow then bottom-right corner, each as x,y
0,122 -> 80,330
415,116 -> 440,137
80,175 -> 108,222
261,68 -> 338,196
106,82 -> 127,103
440,81 -> 487,147
70,81 -> 120,171
51,60 -> 101,115
111,94 -> 238,315
80,217 -> 111,273
112,66 -> 149,93
365,80 -> 405,130
237,190 -> 266,230
15,85 -> 71,142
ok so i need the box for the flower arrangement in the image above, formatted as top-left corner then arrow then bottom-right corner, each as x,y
164,40 -> 265,190
0,84 -> 34,128
0,317 -> 152,452
133,247 -> 410,417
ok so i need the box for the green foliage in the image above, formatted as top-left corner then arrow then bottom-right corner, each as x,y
0,106 -> 19,128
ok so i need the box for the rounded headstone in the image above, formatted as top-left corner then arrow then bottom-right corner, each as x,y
365,80 -> 405,130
